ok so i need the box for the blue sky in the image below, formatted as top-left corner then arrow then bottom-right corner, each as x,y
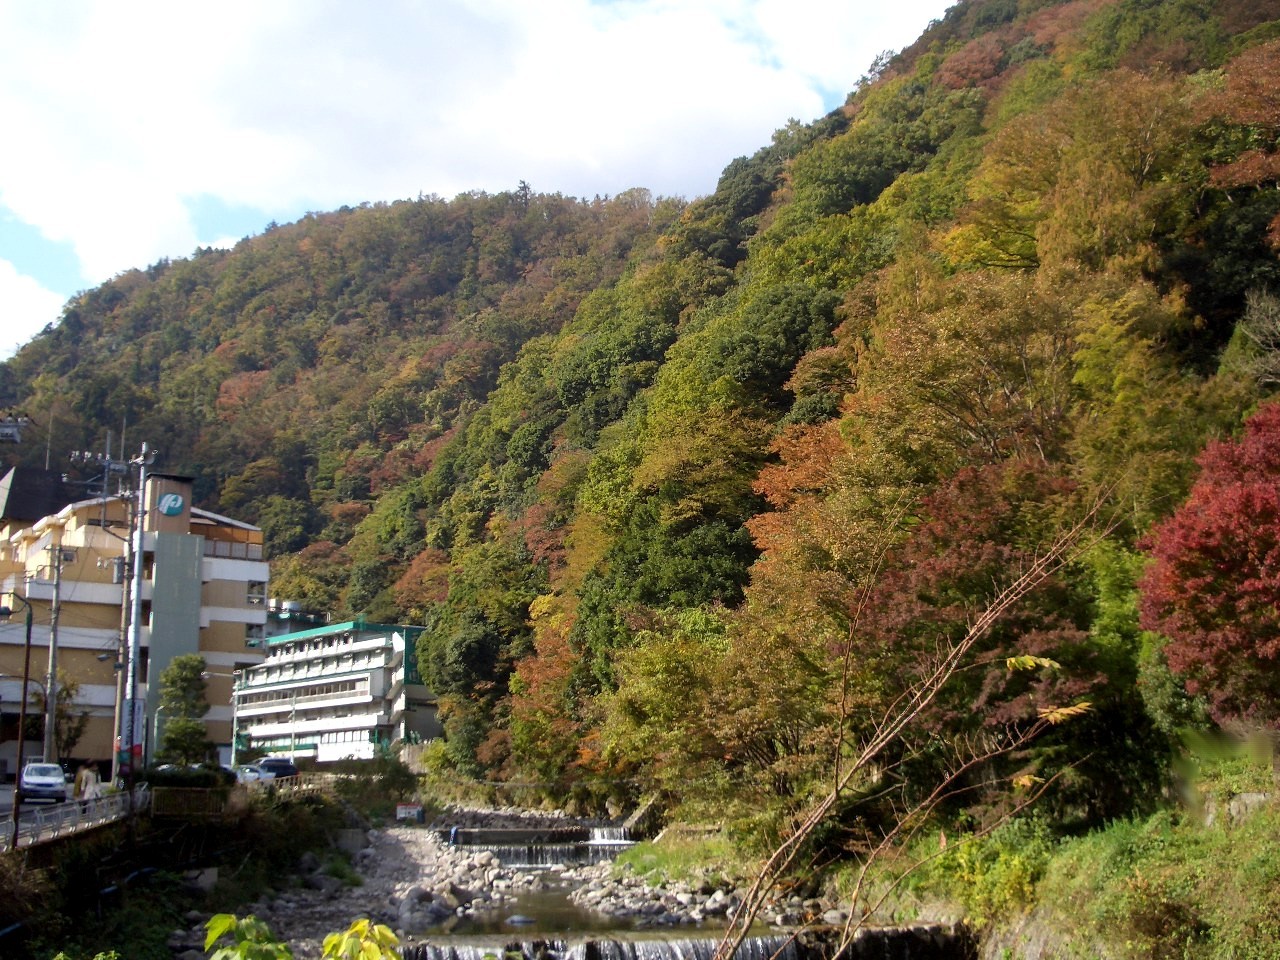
0,0 -> 953,360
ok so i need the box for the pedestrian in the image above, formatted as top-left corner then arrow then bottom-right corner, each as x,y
83,762 -> 102,801
73,763 -> 88,801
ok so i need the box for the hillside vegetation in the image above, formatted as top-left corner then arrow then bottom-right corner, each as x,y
5,0 -> 1280,879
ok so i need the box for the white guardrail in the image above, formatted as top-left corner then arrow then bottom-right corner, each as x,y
1,785 -> 151,853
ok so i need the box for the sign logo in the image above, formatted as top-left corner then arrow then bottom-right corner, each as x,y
157,492 -> 185,516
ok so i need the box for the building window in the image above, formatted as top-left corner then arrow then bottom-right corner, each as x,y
246,623 -> 265,647
247,581 -> 266,605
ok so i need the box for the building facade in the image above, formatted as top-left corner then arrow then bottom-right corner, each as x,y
233,620 -> 440,764
0,468 -> 269,777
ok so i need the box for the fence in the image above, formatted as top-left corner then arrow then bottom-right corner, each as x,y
0,775 -> 337,853
0,785 -> 151,853
150,786 -> 231,819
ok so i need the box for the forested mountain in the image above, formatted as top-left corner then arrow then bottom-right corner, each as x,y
5,0 -> 1280,842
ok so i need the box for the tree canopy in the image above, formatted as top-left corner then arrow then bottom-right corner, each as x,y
5,0 -> 1280,837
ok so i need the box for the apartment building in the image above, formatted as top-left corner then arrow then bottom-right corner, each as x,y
0,467 -> 269,776
233,619 -> 440,764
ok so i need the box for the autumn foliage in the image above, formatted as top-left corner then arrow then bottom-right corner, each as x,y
1140,402 -> 1280,726
3,0 -> 1280,841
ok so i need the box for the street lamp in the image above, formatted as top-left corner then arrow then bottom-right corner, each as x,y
1,592 -> 35,850
151,704 -> 166,764
201,669 -> 239,766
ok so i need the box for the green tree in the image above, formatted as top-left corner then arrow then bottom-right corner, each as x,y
157,654 -> 216,765
29,671 -> 91,761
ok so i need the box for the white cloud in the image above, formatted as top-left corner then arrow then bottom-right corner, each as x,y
0,259 -> 66,359
0,0 -> 954,347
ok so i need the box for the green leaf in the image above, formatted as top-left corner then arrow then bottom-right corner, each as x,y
205,914 -> 238,951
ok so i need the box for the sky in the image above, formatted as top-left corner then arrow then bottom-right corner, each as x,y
0,0 -> 954,360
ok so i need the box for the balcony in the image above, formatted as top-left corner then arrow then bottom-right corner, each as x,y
203,540 -> 264,561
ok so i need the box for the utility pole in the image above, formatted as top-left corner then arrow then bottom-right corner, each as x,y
123,443 -> 155,781
42,533 -> 65,762
110,538 -> 131,785
68,434 -> 134,782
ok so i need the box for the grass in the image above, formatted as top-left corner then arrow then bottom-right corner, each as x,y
615,829 -> 754,889
1031,802 -> 1280,959
872,737 -> 1280,959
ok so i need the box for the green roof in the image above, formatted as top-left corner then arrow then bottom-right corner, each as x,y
266,618 -> 419,645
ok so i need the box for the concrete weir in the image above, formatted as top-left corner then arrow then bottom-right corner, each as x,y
398,924 -> 975,960
437,825 -> 636,869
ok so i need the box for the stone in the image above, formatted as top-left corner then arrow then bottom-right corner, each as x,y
1228,791 -> 1271,824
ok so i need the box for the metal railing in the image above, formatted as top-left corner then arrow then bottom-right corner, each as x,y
1,785 -> 150,853
0,775 -> 338,853
244,772 -> 336,797
203,540 -> 264,560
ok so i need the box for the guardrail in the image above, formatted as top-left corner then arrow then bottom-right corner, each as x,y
0,774 -> 339,853
243,772 -> 337,797
1,785 -> 150,853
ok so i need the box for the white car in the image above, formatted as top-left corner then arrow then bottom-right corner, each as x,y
19,762 -> 69,803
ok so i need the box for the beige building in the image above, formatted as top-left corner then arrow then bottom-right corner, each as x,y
0,468 -> 269,777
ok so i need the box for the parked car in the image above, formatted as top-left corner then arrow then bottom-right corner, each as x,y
256,757 -> 299,779
233,764 -> 274,783
19,762 -> 69,802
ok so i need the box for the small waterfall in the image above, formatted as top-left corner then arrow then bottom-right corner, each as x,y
399,928 -> 973,960
449,824 -> 634,868
400,934 -> 804,960
564,934 -> 800,960
588,826 -> 631,845
466,843 -> 621,869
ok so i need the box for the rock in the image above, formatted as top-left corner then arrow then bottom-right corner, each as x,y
1228,791 -> 1271,824
303,874 -> 344,896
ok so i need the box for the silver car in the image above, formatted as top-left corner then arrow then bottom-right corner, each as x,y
234,764 -> 274,783
19,762 -> 68,802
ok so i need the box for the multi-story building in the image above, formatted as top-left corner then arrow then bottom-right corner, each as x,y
0,467 -> 269,777
233,619 -> 440,764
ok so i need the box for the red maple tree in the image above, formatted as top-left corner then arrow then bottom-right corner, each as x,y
1139,401 -> 1280,726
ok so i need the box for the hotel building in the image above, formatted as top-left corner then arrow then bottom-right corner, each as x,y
0,467 -> 269,776
233,619 -> 440,764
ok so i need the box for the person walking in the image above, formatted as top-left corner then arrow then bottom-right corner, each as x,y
82,762 -> 102,802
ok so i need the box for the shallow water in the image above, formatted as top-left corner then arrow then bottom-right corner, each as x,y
422,884 -> 652,937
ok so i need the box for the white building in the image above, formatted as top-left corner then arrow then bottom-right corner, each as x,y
232,619 -> 440,764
